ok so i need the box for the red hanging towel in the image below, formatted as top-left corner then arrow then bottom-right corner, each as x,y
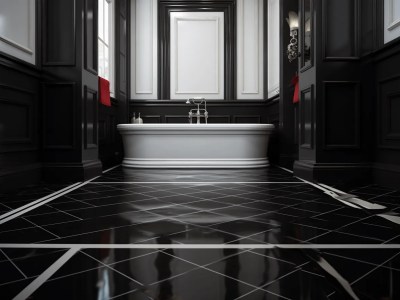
99,77 -> 111,107
291,75 -> 299,104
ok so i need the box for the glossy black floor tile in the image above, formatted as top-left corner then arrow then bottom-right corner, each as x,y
31,265 -> 142,300
0,248 -> 67,299
1,168 -> 400,298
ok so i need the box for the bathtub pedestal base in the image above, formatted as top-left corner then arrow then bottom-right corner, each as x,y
122,158 -> 269,169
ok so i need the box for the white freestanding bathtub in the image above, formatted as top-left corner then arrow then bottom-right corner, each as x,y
117,124 -> 275,168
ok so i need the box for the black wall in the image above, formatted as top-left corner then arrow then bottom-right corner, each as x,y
290,0 -> 400,188
0,0 -> 129,191
0,54 -> 42,190
372,41 -> 400,188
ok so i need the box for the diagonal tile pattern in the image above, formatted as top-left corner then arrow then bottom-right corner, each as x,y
0,166 -> 400,299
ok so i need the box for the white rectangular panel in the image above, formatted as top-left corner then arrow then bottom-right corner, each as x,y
0,0 -> 35,64
170,12 -> 224,100
131,0 -> 158,99
237,0 -> 264,100
385,0 -> 400,43
267,0 -> 280,98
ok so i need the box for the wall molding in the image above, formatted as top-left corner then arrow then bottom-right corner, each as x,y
237,0 -> 264,99
131,0 -> 158,99
384,0 -> 400,44
0,0 -> 36,64
170,13 -> 223,98
158,0 -> 236,100
386,0 -> 400,31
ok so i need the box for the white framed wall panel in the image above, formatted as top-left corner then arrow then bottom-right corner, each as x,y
0,0 -> 36,64
170,12 -> 224,100
384,0 -> 400,43
267,0 -> 280,98
130,0 -> 158,99
237,0 -> 264,100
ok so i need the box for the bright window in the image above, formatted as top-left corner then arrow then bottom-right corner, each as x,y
98,0 -> 114,95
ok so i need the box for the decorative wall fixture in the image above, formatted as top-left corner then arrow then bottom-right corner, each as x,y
286,11 -> 299,62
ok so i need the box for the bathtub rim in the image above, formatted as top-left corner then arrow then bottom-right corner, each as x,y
117,123 -> 275,133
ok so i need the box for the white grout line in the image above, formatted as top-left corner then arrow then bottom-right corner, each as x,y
13,247 -> 79,300
0,176 -> 102,225
1,244 -> 400,249
351,251 -> 400,285
0,182 -> 83,221
102,164 -> 121,174
234,268 -> 299,300
295,177 -> 362,209
0,249 -> 28,279
88,181 -> 306,184
276,166 -> 294,174
82,251 -> 145,287
21,218 -> 60,239
159,249 -> 290,300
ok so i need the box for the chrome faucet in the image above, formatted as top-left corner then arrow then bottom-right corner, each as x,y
186,98 -> 208,124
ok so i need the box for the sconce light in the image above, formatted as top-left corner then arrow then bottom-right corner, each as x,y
286,11 -> 299,63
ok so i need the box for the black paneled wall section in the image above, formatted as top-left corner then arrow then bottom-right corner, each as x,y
41,0 -> 102,182
0,56 -> 42,190
294,0 -> 372,184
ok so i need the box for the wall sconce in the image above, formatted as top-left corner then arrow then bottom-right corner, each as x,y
286,11 -> 299,63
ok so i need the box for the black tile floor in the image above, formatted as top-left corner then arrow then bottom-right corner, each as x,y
0,166 -> 400,299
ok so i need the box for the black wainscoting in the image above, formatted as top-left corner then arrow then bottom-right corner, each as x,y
0,54 -> 42,191
41,0 -> 102,182
130,99 -> 279,124
293,0 -> 375,185
0,0 -> 130,190
372,40 -> 400,188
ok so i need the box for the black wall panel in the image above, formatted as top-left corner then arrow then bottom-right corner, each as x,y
42,0 -> 76,65
84,0 -> 98,74
323,0 -> 360,60
300,86 -> 313,149
323,82 -> 360,149
0,55 -> 41,190
377,75 -> 400,149
0,85 -> 35,150
84,86 -> 98,149
43,83 -> 76,150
